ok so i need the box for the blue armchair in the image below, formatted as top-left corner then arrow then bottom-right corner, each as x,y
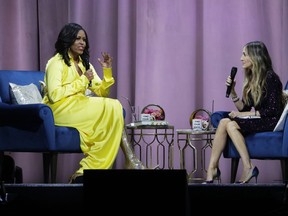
0,70 -> 81,183
211,82 -> 288,183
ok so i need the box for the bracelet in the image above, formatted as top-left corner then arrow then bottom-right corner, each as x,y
231,95 -> 238,100
232,97 -> 240,103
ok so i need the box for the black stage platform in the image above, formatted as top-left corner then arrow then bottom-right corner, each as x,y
0,170 -> 287,215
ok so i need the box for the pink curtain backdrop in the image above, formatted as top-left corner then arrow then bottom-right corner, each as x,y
0,0 -> 287,183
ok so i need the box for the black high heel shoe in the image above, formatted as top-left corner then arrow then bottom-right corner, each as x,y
202,167 -> 221,184
236,166 -> 259,184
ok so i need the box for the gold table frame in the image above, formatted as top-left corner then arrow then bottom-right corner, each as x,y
176,128 -> 216,182
126,124 -> 174,169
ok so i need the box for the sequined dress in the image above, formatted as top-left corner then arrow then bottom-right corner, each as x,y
233,70 -> 283,134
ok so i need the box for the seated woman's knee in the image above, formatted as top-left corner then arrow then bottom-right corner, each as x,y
226,121 -> 240,132
218,118 -> 231,128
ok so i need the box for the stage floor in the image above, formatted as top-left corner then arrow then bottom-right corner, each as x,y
0,183 -> 287,215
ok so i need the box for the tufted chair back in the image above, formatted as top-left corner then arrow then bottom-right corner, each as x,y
0,70 -> 81,183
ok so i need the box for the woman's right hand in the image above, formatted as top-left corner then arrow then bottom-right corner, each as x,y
84,69 -> 94,81
226,75 -> 236,96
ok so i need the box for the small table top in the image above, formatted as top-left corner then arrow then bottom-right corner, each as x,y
126,121 -> 174,129
176,128 -> 216,135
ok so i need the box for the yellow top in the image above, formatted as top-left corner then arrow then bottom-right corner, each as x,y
42,53 -> 124,173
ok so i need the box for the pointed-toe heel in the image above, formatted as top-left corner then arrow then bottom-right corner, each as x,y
202,167 -> 221,184
236,166 -> 259,184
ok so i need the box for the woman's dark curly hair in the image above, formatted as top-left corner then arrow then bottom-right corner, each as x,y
55,23 -> 90,69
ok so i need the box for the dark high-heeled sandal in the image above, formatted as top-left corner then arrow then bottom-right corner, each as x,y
235,166 -> 259,184
202,167 -> 221,184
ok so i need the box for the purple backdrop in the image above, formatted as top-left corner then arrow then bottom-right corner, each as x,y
0,0 -> 287,183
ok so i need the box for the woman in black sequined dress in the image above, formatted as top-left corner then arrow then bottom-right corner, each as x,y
204,41 -> 284,184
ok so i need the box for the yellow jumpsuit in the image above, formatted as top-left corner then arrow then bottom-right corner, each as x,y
42,53 -> 123,175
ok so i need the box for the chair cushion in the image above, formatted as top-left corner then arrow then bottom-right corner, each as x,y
223,131 -> 288,158
0,118 -> 81,153
53,126 -> 81,152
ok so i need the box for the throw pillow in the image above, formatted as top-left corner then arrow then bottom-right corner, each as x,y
283,90 -> 288,106
39,80 -> 46,97
273,90 -> 288,132
9,82 -> 42,104
274,102 -> 288,132
85,89 -> 96,97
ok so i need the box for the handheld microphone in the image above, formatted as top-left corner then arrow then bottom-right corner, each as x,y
84,57 -> 91,87
225,67 -> 237,98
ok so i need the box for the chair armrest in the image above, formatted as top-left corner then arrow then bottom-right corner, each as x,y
0,102 -> 56,151
211,111 -> 230,128
0,102 -> 54,126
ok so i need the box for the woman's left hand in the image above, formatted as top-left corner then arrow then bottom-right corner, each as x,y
229,111 -> 244,118
228,111 -> 238,118
229,111 -> 251,118
98,52 -> 112,68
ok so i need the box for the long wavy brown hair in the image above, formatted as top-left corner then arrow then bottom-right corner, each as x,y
242,41 -> 273,106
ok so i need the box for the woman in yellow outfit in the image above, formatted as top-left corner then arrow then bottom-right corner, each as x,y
42,23 -> 145,183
